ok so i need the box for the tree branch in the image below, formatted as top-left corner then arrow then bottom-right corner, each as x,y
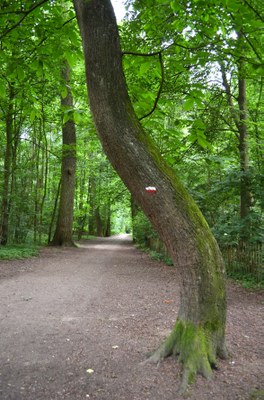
139,52 -> 164,121
123,50 -> 165,120
0,0 -> 49,40
21,137 -> 60,159
240,30 -> 262,62
220,62 -> 240,133
122,50 -> 161,57
243,0 -> 264,22
122,42 -> 174,57
28,16 -> 77,58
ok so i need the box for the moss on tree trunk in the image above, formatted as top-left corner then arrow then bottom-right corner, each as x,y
149,318 -> 226,392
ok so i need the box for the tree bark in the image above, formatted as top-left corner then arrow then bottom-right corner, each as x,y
220,35 -> 252,242
48,179 -> 61,243
73,0 -> 227,390
88,176 -> 97,236
33,121 -> 41,244
50,61 -> 76,246
76,171 -> 87,240
237,66 -> 251,234
39,99 -> 49,244
0,84 -> 14,245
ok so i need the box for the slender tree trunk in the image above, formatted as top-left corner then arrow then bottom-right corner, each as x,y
252,77 -> 263,173
73,0 -> 227,390
76,173 -> 85,240
95,207 -> 103,236
237,67 -> 251,239
39,100 -> 49,244
0,84 -> 14,245
104,203 -> 111,237
48,179 -> 61,244
220,38 -> 252,242
50,61 -> 76,246
8,128 -> 20,243
33,122 -> 41,244
88,176 -> 97,235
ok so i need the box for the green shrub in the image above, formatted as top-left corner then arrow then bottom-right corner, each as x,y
132,211 -> 157,245
0,245 -> 40,260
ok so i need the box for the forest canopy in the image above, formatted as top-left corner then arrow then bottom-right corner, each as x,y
0,0 -> 263,283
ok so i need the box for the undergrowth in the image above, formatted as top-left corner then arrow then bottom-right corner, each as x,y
135,244 -> 173,266
227,270 -> 264,290
137,244 -> 263,290
0,245 -> 40,260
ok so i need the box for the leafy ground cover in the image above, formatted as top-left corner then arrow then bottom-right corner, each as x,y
0,245 -> 40,260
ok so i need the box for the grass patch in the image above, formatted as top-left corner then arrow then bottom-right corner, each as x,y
227,270 -> 264,290
250,389 -> 264,400
148,250 -> 174,266
135,244 -> 173,266
0,245 -> 40,260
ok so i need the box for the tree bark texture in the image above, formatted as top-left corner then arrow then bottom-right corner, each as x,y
221,44 -> 252,242
236,32 -> 252,228
238,74 -> 251,222
50,61 -> 76,246
0,84 -> 14,245
73,0 -> 227,389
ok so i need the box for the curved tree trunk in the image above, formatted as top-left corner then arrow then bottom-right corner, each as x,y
73,0 -> 227,390
50,61 -> 76,247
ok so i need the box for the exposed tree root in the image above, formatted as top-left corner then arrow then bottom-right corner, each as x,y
49,239 -> 77,247
147,319 -> 228,393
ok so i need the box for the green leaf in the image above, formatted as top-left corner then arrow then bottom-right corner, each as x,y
30,108 -> 40,122
0,81 -> 6,98
197,135 -> 209,149
61,86 -> 68,99
73,110 -> 82,124
63,112 -> 71,125
183,97 -> 195,111
139,61 -> 151,77
64,51 -> 76,68
170,1 -> 180,12
193,119 -> 205,130
17,66 -> 25,81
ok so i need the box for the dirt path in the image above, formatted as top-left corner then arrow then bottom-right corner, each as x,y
0,235 -> 263,400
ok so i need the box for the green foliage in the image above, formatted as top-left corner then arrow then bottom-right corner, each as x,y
227,270 -> 264,290
0,245 -> 40,260
132,210 -> 157,245
147,249 -> 173,266
122,0 -> 263,285
0,0 -> 263,280
250,389 -> 264,400
132,209 -> 173,265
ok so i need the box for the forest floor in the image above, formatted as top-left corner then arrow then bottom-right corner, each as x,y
0,234 -> 263,400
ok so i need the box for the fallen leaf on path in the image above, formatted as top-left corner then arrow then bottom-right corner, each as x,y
163,299 -> 174,304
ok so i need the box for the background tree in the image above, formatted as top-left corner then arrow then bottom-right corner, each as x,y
50,61 -> 77,246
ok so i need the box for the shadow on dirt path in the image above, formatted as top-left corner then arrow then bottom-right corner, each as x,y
0,235 -> 263,400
